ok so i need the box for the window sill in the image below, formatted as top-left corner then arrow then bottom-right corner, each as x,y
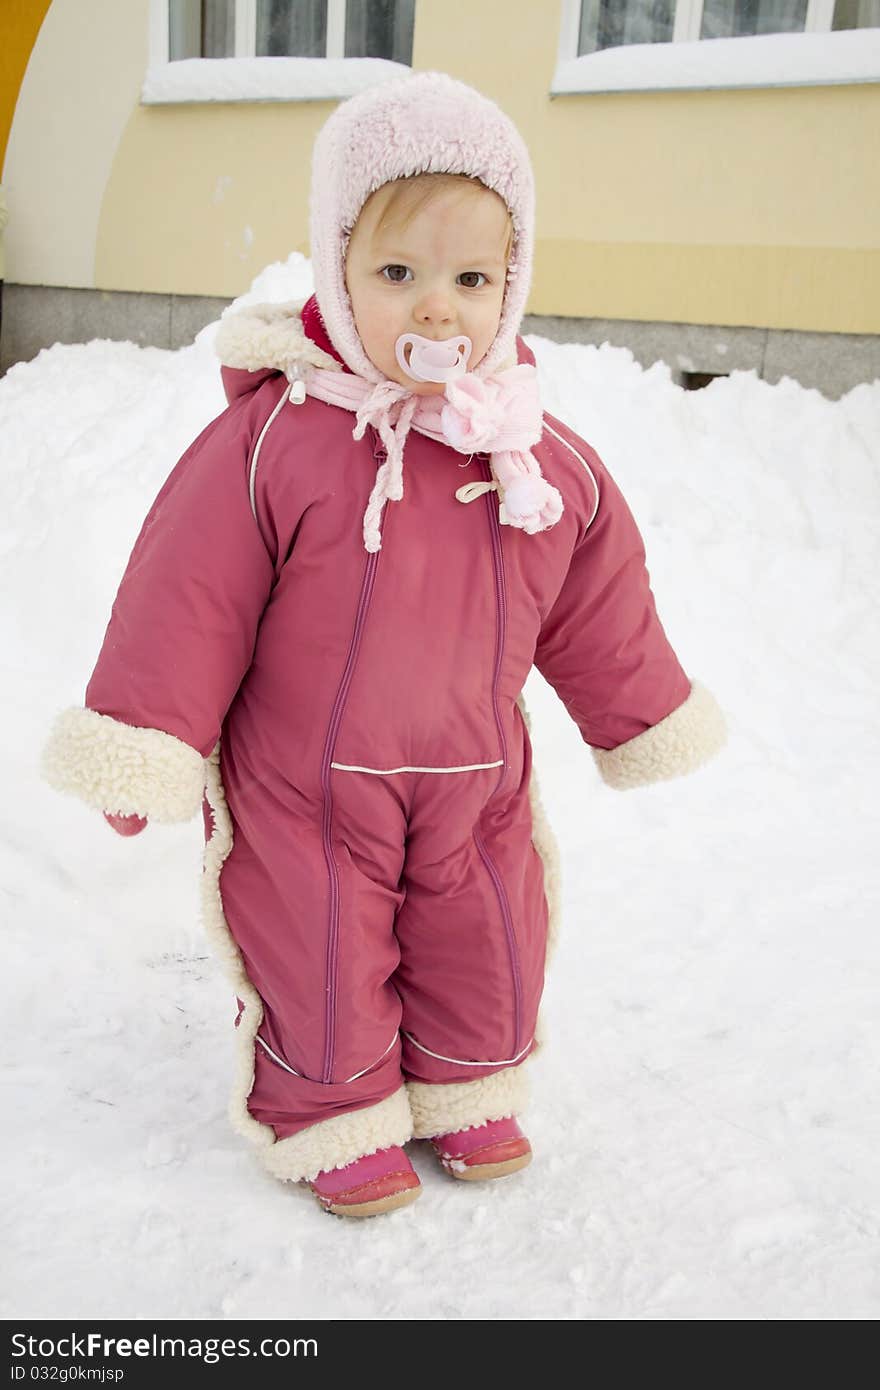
550,28 -> 880,95
141,55 -> 410,105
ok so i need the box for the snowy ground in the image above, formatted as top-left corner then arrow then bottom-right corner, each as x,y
2,254 -> 879,1320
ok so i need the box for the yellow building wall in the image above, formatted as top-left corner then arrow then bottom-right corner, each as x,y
3,0 -> 152,287
6,0 -> 879,331
415,0 -> 880,332
96,100 -> 333,297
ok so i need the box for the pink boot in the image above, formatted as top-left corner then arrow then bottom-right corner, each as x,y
429,1117 -> 532,1181
306,1145 -> 421,1218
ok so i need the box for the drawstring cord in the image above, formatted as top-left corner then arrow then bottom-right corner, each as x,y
294,363 -> 563,550
351,383 -> 420,551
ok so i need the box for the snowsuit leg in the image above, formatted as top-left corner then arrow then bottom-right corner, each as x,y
208,740 -> 419,1181
394,716 -> 548,1137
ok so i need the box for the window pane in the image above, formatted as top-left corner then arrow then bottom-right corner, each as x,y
345,0 -> 415,63
832,0 -> 880,27
578,0 -> 674,55
700,0 -> 808,39
168,0 -> 234,59
257,0 -> 328,57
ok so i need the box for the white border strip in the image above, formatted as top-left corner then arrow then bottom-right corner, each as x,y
402,1030 -> 534,1068
248,382 -> 292,519
542,421 -> 600,532
331,759 -> 504,775
344,1033 -> 399,1083
256,1030 -> 399,1084
255,1032 -> 304,1077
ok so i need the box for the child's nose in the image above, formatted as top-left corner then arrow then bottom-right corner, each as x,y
414,288 -> 455,328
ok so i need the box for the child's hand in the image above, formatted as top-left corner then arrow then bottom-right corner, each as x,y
103,811 -> 148,836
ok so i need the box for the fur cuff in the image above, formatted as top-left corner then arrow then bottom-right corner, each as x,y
407,1062 -> 531,1140
41,706 -> 206,822
591,679 -> 727,791
260,1087 -> 413,1184
214,299 -> 340,375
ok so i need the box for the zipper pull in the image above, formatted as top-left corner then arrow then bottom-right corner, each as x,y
456,479 -> 498,505
286,366 -> 306,405
369,425 -> 387,464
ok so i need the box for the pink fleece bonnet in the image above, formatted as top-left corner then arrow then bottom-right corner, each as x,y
308,70 -> 535,381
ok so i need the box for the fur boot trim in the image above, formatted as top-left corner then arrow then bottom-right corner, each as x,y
407,1060 -> 531,1139
516,692 -> 562,964
214,299 -> 341,376
201,744 -> 275,1152
515,690 -> 563,1059
592,679 -> 727,791
41,706 -> 205,822
260,1087 -> 414,1184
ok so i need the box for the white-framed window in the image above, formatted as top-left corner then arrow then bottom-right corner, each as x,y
166,0 -> 414,63
553,0 -> 880,92
144,0 -> 414,104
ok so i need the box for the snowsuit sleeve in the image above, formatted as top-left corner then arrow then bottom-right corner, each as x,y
533,427 -> 726,790
41,395 -> 277,822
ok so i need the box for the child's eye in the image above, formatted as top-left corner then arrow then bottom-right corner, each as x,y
458,271 -> 487,289
381,264 -> 413,283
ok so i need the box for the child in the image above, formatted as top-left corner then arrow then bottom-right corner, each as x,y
42,72 -> 726,1218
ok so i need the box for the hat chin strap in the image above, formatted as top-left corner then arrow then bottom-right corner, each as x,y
394,333 -> 473,383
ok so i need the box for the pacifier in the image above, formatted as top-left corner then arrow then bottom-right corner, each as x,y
395,333 -> 472,384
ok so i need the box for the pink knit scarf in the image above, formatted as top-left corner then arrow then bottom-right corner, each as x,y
299,361 -> 564,553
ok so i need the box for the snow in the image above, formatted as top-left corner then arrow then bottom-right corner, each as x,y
142,56 -> 410,105
551,28 -> 880,93
3,250 -> 880,1319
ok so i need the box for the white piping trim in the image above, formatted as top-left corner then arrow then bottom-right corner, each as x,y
344,1032 -> 399,1083
401,1030 -> 535,1068
255,1033 -> 303,1077
330,759 -> 504,775
542,421 -> 600,532
249,382 -> 293,519
255,1030 -> 399,1085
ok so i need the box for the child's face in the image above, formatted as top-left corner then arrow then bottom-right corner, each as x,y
344,181 -> 511,395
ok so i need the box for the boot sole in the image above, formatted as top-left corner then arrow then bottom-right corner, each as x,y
322,1184 -> 422,1218
445,1150 -> 533,1182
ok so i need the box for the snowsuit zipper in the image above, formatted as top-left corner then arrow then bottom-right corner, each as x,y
319,430 -> 386,1084
474,452 -> 524,1057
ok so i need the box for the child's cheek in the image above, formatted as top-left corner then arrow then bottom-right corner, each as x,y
375,295 -> 402,335
353,293 -> 385,354
370,302 -> 403,360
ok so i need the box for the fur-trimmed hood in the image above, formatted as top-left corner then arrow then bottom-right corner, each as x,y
215,297 -> 342,406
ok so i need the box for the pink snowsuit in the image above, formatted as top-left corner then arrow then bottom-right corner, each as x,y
42,302 -> 726,1182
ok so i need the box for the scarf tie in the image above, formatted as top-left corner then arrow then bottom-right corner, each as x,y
290,361 -> 564,553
